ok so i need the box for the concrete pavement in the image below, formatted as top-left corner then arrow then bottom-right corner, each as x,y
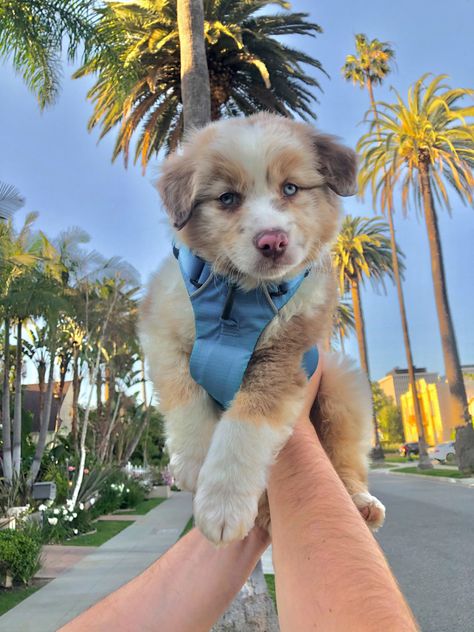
0,492 -> 193,632
372,471 -> 474,632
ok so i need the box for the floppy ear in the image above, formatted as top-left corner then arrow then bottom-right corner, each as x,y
313,133 -> 358,197
156,152 -> 197,230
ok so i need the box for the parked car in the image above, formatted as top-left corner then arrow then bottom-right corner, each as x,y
399,442 -> 419,459
428,441 -> 457,464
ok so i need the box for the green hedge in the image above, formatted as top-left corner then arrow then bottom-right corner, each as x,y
0,530 -> 42,584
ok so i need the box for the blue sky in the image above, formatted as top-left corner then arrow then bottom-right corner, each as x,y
1,0 -> 473,381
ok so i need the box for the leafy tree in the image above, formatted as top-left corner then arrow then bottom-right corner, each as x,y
0,0 -> 101,108
343,35 -> 432,468
358,74 -> 474,437
371,382 -> 404,444
74,0 -> 325,168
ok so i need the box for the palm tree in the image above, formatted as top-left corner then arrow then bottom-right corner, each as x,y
358,75 -> 474,448
1,212 -> 42,482
0,182 -> 25,221
342,34 -> 394,111
74,0 -> 325,168
333,299 -> 355,354
0,0 -> 100,108
333,215 -> 398,456
343,35 -> 432,468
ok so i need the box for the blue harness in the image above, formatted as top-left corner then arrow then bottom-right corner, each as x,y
174,243 -> 318,410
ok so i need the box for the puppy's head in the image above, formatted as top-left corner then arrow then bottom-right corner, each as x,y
157,113 -> 356,286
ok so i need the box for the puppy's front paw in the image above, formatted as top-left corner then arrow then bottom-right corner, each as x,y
194,477 -> 259,546
169,452 -> 202,493
352,492 -> 386,531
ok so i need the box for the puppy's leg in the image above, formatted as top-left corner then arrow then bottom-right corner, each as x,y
194,363 -> 306,545
312,353 -> 386,531
148,346 -> 218,493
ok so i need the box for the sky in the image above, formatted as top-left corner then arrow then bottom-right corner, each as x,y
1,0 -> 473,382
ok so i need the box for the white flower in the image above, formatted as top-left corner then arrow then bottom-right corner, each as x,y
38,504 -> 47,512
68,516 -> 74,522
66,499 -> 74,509
79,503 -> 84,511
126,488 -> 130,493
53,508 -> 60,515
72,512 -> 77,519
48,517 -> 58,526
73,528 -> 79,535
90,497 -> 96,505
62,508 -> 68,516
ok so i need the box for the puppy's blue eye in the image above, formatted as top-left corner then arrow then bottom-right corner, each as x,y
219,192 -> 238,207
283,183 -> 298,197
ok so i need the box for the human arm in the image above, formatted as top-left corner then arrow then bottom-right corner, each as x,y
267,369 -> 418,632
60,524 -> 269,632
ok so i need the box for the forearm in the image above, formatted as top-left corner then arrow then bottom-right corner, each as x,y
268,420 -> 418,632
61,526 -> 269,632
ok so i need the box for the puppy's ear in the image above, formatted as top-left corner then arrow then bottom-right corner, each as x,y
313,134 -> 358,197
157,153 -> 197,230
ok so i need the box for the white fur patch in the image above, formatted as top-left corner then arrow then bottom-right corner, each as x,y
352,491 -> 386,532
166,397 -> 218,492
194,418 -> 292,545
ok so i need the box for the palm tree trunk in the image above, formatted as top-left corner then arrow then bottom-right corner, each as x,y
72,345 -> 80,451
385,209 -> 432,467
350,279 -> 370,374
177,0 -> 211,132
29,334 -> 58,483
12,319 -> 23,475
2,316 -> 13,482
419,163 -> 470,427
71,290 -> 118,505
367,78 -> 430,466
350,279 -> 383,455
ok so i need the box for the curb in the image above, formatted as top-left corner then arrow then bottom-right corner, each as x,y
381,468 -> 474,488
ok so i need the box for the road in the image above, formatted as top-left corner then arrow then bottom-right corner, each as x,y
371,471 -> 474,632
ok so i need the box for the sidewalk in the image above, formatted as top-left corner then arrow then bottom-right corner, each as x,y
0,492 -> 193,632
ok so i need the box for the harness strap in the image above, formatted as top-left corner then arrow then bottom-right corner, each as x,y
173,242 -> 318,409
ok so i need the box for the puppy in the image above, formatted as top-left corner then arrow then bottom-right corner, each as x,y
139,113 -> 385,545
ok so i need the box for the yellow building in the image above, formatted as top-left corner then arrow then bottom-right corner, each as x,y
400,374 -> 474,446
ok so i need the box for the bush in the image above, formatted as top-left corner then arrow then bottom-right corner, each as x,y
42,462 -> 69,504
39,500 -> 93,544
120,478 -> 146,509
0,530 -> 42,584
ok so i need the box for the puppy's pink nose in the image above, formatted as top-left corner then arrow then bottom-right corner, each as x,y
255,230 -> 289,258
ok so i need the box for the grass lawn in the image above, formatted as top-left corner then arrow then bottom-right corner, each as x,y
179,516 -> 194,538
384,456 -> 411,463
115,498 -> 167,515
67,520 -> 133,546
394,466 -> 467,478
264,574 -> 276,608
0,585 -> 40,616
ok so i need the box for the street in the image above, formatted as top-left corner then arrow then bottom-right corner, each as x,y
371,471 -> 474,632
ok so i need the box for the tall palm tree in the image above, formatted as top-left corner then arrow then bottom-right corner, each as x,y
333,215 -> 398,455
358,75 -> 474,446
74,0 -> 325,168
0,0 -> 100,108
343,35 -> 432,468
342,34 -> 394,110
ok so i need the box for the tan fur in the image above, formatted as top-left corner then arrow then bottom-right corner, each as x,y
140,113 -> 385,541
